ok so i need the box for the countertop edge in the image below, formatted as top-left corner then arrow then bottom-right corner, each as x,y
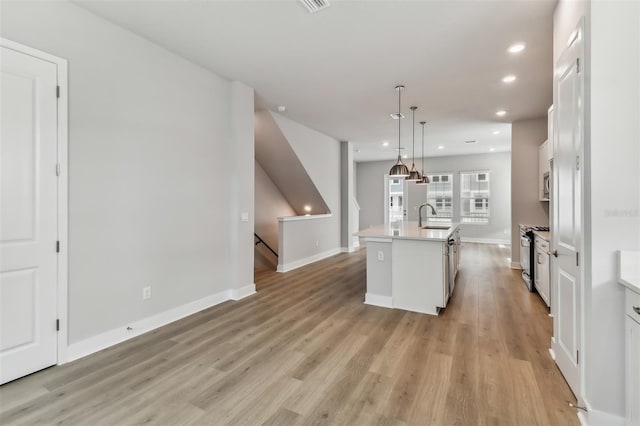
533,230 -> 550,242
618,250 -> 640,294
355,222 -> 460,242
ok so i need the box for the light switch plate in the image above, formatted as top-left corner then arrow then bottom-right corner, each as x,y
241,212 -> 249,222
377,250 -> 384,261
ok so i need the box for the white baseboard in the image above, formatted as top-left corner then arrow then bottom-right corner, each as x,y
230,283 -> 256,300
66,288 -> 249,363
341,245 -> 363,253
510,261 -> 523,269
579,399 -> 626,426
461,237 -> 511,245
364,293 -> 393,309
277,248 -> 342,273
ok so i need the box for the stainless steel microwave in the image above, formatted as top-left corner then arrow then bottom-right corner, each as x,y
543,172 -> 550,199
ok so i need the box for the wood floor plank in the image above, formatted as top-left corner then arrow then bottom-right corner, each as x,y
0,245 -> 580,426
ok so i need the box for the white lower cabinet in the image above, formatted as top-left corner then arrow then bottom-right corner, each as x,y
626,289 -> 640,426
534,235 -> 550,308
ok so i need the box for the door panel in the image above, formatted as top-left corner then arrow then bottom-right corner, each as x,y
0,269 -> 37,351
557,270 -> 576,356
552,22 -> 584,398
0,46 -> 58,384
1,72 -> 36,242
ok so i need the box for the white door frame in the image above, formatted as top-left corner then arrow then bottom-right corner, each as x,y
1,38 -> 69,364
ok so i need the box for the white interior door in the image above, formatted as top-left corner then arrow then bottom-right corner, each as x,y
551,23 -> 584,398
0,45 -> 59,384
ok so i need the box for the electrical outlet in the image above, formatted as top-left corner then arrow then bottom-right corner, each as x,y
377,250 -> 384,261
241,212 -> 249,222
315,240 -> 319,247
142,286 -> 151,300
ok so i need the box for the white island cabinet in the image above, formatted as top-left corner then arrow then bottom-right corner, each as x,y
356,221 -> 460,316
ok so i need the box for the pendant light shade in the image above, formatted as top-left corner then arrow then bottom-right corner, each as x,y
389,85 -> 409,178
416,121 -> 430,185
406,106 -> 422,181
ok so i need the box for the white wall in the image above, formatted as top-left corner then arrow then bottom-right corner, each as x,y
511,117 -> 549,264
552,0 -> 640,420
356,152 -> 511,244
0,1 -> 254,344
229,82 -> 255,293
254,161 -> 295,270
270,112 -> 342,263
277,215 -> 340,272
585,0 -> 640,419
340,141 -> 357,250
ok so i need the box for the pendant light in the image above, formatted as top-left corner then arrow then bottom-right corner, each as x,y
406,106 -> 422,181
389,85 -> 410,178
416,121 -> 430,185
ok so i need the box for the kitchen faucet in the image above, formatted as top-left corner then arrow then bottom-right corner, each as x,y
418,203 -> 437,227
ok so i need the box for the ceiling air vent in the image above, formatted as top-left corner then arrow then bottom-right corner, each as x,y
465,140 -> 477,144
299,0 -> 330,14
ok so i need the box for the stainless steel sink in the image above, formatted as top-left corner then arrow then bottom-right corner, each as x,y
421,224 -> 451,230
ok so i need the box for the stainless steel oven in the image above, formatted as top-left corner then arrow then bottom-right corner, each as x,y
519,225 -> 532,290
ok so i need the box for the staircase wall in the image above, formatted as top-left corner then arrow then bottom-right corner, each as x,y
254,160 -> 295,270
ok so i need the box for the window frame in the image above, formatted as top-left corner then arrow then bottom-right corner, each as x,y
424,172 -> 454,222
459,170 -> 491,225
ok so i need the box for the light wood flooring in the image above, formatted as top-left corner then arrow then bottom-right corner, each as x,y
0,243 -> 579,425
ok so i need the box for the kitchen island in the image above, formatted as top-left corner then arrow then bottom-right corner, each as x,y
356,221 -> 460,315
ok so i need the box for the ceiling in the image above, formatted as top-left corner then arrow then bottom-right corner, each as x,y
73,0 -> 555,162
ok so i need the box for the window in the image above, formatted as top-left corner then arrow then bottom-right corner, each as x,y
460,171 -> 490,224
425,173 -> 453,222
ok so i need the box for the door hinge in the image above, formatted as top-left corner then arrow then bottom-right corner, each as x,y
56,163 -> 60,177
56,319 -> 60,331
576,156 -> 580,171
56,85 -> 60,98
576,349 -> 579,364
576,58 -> 580,74
576,252 -> 580,266
56,241 -> 60,253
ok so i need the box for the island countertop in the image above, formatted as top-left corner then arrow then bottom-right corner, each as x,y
356,221 -> 460,242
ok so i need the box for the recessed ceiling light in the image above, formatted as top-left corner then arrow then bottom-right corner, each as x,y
490,148 -> 496,152
402,154 -> 408,159
277,105 -> 287,112
382,141 -> 389,147
304,205 -> 311,212
437,145 -> 444,150
493,130 -> 500,135
508,43 -> 525,53
299,0 -> 330,14
502,75 -> 517,83
496,110 -> 507,116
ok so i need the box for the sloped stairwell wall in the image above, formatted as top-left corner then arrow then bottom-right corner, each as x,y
254,110 -> 341,272
254,160 -> 295,271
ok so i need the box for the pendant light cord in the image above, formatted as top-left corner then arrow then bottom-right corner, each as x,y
412,107 -> 416,165
421,122 -> 425,173
397,87 -> 402,159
